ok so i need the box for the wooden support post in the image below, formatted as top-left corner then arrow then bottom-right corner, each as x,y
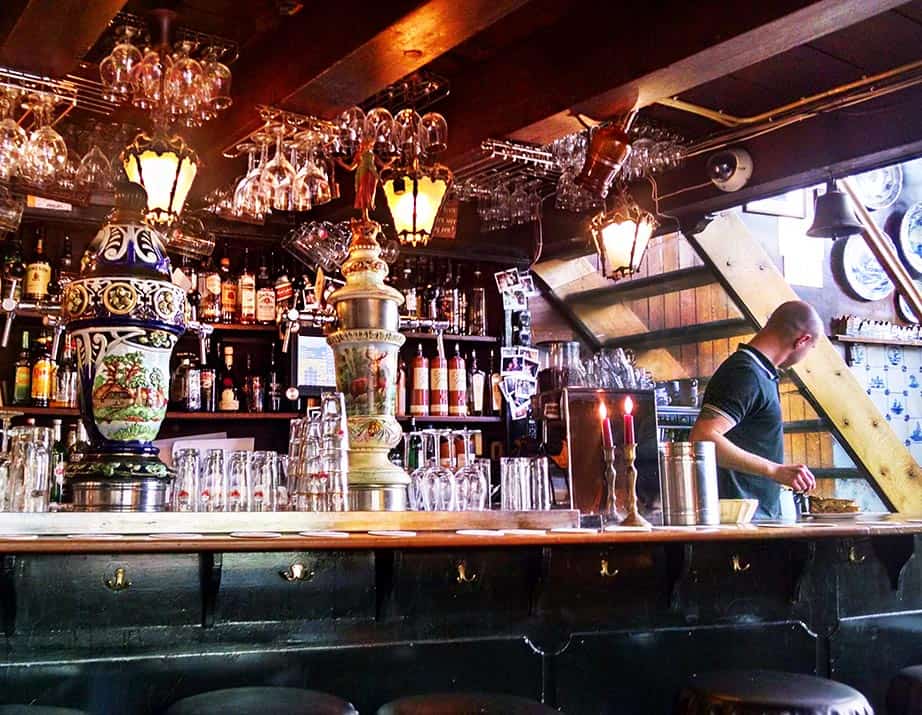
687,213 -> 922,513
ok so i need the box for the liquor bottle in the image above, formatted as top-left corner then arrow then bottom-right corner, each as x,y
267,345 -> 282,412
219,240 -> 237,323
24,226 -> 51,302
274,259 -> 293,315
73,421 -> 90,461
199,339 -> 217,412
439,261 -> 456,331
51,336 -> 77,409
489,348 -> 502,415
237,248 -> 256,325
469,350 -> 486,416
199,252 -> 222,323
12,330 -> 31,405
468,264 -> 487,337
396,357 -> 407,416
425,259 -> 441,325
255,252 -> 276,325
50,419 -> 65,506
448,342 -> 467,416
30,332 -> 53,408
244,352 -> 264,413
409,343 -> 429,416
3,234 -> 25,301
401,258 -> 418,320
170,354 -> 200,411
64,423 -> 77,463
218,345 -> 241,412
58,235 -> 76,288
454,264 -> 468,335
430,339 -> 449,417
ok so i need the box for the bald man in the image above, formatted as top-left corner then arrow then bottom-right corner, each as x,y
690,301 -> 822,520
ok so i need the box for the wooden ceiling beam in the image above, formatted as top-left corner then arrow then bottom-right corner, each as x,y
440,0 -> 907,164
0,0 -> 124,77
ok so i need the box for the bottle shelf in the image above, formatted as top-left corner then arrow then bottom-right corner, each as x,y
396,415 -> 502,423
401,332 -> 498,343
6,407 -> 298,421
206,323 -> 278,333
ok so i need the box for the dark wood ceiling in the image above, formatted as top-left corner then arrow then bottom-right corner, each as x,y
0,0 -> 919,211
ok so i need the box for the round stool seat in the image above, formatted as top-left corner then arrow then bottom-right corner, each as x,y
0,708 -> 88,714
677,670 -> 872,715
165,687 -> 357,715
887,664 -> 922,715
376,692 -> 557,714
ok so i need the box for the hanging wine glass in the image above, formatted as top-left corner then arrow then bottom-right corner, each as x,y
99,26 -> 142,103
363,107 -> 395,158
130,46 -> 168,111
393,108 -> 421,156
201,45 -> 232,112
335,106 -> 365,159
21,94 -> 67,186
75,145 -> 112,190
165,40 -> 203,124
258,123 -> 296,212
233,139 -> 267,220
419,112 -> 448,154
0,87 -> 26,181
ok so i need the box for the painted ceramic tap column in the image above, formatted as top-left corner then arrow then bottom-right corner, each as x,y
61,181 -> 186,511
327,218 -> 408,511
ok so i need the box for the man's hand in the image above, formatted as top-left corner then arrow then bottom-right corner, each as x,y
770,464 -> 816,492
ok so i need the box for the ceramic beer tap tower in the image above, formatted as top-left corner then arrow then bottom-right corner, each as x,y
62,181 -> 186,511
327,217 -> 408,510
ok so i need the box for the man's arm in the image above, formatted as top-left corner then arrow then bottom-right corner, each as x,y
689,406 -> 816,492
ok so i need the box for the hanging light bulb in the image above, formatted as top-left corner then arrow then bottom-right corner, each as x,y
381,160 -> 452,246
589,191 -> 657,280
122,127 -> 198,227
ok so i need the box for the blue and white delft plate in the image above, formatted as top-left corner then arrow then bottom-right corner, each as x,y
897,283 -> 922,324
842,233 -> 894,301
899,201 -> 922,275
850,165 -> 902,211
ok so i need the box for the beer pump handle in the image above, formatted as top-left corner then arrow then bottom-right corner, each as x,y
0,279 -> 19,349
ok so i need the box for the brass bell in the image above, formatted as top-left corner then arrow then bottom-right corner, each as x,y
806,180 -> 863,239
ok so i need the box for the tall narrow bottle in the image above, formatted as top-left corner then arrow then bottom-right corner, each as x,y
12,330 -> 31,405
402,258 -> 418,320
244,352 -> 264,413
219,240 -> 237,323
24,226 -> 51,302
274,259 -> 293,316
448,342 -> 467,416
51,336 -> 77,409
58,234 -> 76,287
469,350 -> 486,416
439,261 -> 456,331
396,357 -> 407,416
4,234 -> 24,301
267,345 -> 282,412
237,248 -> 256,325
199,252 -> 222,323
468,264 -> 488,337
218,345 -> 241,412
199,338 -> 217,412
410,344 -> 429,416
489,348 -> 502,415
30,332 -> 53,408
430,339 -> 449,417
454,264 -> 468,335
255,253 -> 276,325
50,419 -> 65,507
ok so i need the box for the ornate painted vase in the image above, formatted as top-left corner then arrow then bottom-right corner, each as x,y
61,181 -> 186,511
327,218 -> 408,510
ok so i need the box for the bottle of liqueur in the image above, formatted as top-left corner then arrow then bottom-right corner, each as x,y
468,350 -> 486,416
255,253 -> 277,325
237,247 -> 257,325
199,251 -> 222,323
454,264 -> 468,335
402,258 -> 418,320
58,234 -> 76,288
274,259 -> 293,316
243,352 -> 264,413
4,233 -> 25,301
448,343 -> 467,416
396,357 -> 407,416
24,226 -> 51,303
430,339 -> 449,417
468,264 -> 488,337
425,259 -> 441,326
409,343 -> 429,416
218,345 -> 241,412
266,345 -> 282,412
50,419 -> 65,507
489,348 -> 503,415
51,337 -> 78,409
199,338 -> 217,412
12,330 -> 31,405
219,240 -> 237,323
439,261 -> 456,331
64,423 -> 78,463
30,332 -> 53,408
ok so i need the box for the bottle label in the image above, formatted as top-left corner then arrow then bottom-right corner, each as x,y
13,366 -> 30,403
275,279 -> 293,305
205,274 -> 221,296
239,277 -> 256,318
31,359 -> 52,400
430,363 -> 448,415
25,263 -> 51,298
404,289 -> 418,317
186,370 -> 201,410
410,365 -> 429,415
472,372 -> 485,413
200,371 -> 214,390
448,364 -> 467,416
219,388 -> 239,411
256,288 -> 276,323
221,282 -> 238,315
491,374 -> 503,411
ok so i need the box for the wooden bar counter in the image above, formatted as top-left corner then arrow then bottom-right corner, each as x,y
0,515 -> 918,714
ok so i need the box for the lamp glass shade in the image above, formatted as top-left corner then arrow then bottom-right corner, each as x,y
382,164 -> 451,246
590,202 -> 656,279
122,130 -> 198,227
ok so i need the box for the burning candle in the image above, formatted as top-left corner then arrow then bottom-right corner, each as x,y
623,396 -> 635,444
599,401 -> 613,449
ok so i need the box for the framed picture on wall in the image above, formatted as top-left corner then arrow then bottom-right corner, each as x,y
743,188 -> 807,219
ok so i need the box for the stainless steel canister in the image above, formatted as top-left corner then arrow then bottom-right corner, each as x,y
658,441 -> 719,526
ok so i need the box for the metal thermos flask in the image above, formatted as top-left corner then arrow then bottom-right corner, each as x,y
658,441 -> 719,525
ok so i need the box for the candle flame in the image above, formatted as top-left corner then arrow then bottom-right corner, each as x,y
599,401 -> 608,420
624,396 -> 634,415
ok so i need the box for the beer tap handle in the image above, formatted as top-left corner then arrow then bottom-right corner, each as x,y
281,307 -> 300,354
0,279 -> 20,349
43,315 -> 65,362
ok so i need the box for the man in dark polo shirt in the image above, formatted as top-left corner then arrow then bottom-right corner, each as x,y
690,301 -> 821,519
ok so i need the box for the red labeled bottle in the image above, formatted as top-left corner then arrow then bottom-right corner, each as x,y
409,344 -> 429,417
430,340 -> 449,417
448,343 -> 467,416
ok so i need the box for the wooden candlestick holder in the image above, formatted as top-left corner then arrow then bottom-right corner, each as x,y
601,446 -> 620,521
620,442 -> 651,528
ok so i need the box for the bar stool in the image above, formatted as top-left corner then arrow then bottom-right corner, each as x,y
376,692 -> 558,714
0,708 -> 88,714
676,670 -> 873,714
886,665 -> 922,715
165,686 -> 357,715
